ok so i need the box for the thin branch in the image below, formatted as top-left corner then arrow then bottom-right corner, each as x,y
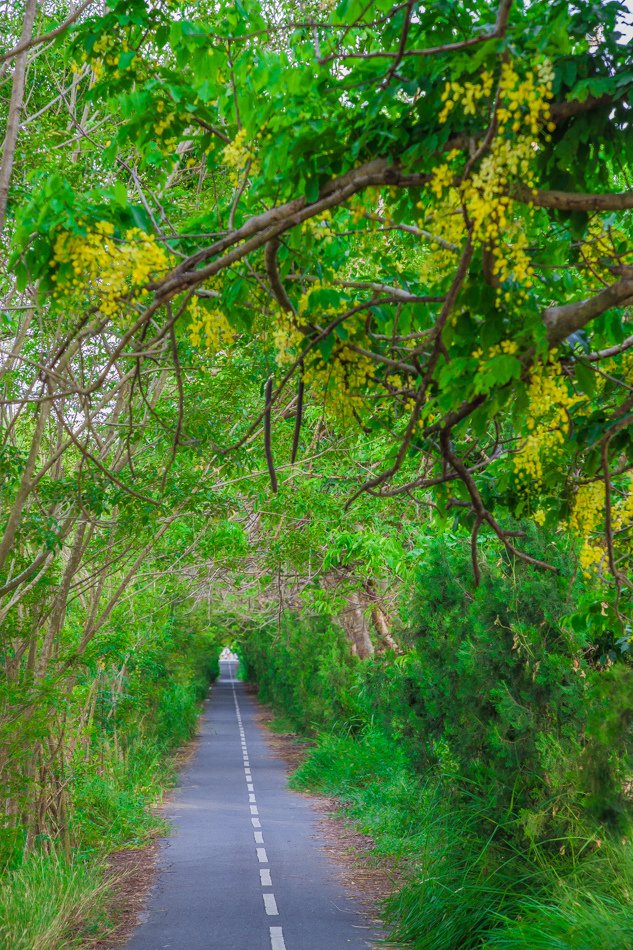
291,367 -> 304,465
0,1 -> 95,64
264,376 -> 278,494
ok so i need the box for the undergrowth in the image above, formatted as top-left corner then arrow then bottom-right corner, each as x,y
291,726 -> 633,949
245,535 -> 633,949
0,616 -> 221,949
0,854 -> 108,950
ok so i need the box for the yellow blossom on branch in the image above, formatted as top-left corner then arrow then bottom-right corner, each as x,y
51,224 -> 169,320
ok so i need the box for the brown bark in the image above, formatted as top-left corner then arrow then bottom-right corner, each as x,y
544,278 -> 633,346
0,0 -> 38,233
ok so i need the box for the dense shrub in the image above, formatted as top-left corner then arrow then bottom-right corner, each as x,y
242,614 -> 359,733
354,538 -> 630,836
0,610 -> 221,947
242,532 -> 633,949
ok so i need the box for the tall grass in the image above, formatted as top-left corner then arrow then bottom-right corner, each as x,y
0,853 -> 108,950
291,725 -> 633,950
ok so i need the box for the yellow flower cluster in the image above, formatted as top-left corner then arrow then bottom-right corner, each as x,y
569,481 -> 606,577
570,481 -> 605,537
472,339 -> 519,359
580,219 -> 630,281
416,190 -> 464,285
272,290 -> 374,421
222,129 -> 258,186
514,360 -> 581,489
496,62 -> 555,135
51,222 -> 168,319
188,299 -> 234,352
155,103 -> 175,138
439,71 -> 494,123
432,61 -> 554,303
430,163 -> 454,200
305,343 -> 375,420
74,32 -> 129,81
614,477 -> 633,532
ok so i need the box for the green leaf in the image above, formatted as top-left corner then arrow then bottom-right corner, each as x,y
574,361 -> 596,397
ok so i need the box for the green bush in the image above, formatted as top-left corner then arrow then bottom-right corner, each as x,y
242,615 -> 359,732
399,537 -> 631,832
242,531 -> 633,949
0,613 -> 221,946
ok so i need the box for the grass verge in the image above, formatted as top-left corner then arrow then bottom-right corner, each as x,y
290,726 -> 633,950
0,853 -> 109,950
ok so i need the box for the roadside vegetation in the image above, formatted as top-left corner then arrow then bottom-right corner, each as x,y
243,536 -> 633,949
0,608 -> 219,949
1,0 -> 632,947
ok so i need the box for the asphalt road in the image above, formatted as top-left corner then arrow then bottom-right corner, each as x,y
123,659 -> 378,950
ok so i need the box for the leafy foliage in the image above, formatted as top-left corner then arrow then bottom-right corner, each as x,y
1,0 -> 633,945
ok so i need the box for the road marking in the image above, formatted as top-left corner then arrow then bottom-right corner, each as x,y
228,666 -> 287,946
263,893 -> 279,916
270,926 -> 287,949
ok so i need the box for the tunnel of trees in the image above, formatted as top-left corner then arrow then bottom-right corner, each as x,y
1,0 -> 633,946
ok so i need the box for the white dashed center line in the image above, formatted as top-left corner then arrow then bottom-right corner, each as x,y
228,660 -> 287,950
263,893 -> 279,916
270,926 -> 287,950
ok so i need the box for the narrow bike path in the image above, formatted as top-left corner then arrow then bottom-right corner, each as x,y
124,659 -> 378,950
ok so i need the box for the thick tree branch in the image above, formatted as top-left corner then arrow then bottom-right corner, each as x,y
544,279 -> 633,346
513,184 -> 633,212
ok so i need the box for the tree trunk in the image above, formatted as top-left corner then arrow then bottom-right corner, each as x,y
0,0 -> 38,233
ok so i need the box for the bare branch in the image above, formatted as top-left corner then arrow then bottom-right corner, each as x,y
0,2 -> 95,64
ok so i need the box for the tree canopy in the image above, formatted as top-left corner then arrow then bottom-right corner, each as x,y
1,0 -> 633,899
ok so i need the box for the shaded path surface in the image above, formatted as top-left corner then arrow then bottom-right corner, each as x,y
124,659 -> 378,950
